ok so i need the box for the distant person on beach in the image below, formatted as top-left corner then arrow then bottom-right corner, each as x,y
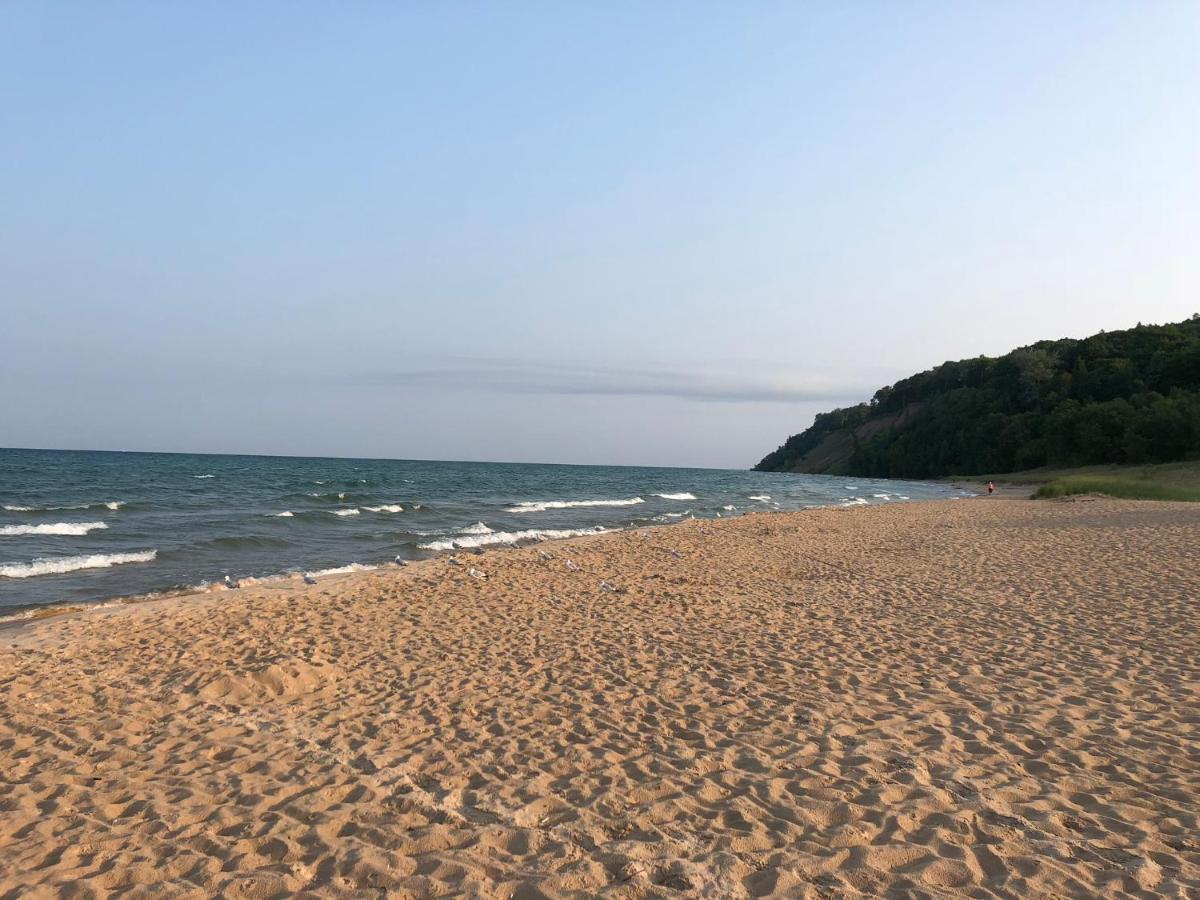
987,481 -> 996,495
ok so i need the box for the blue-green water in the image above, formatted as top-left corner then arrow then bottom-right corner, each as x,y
0,448 -> 967,616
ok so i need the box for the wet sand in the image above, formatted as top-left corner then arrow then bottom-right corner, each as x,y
1,498 -> 1197,897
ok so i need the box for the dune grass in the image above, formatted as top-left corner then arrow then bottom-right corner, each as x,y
1033,475 -> 1200,502
949,459 -> 1200,502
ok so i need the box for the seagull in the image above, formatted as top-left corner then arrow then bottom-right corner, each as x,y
670,550 -> 683,559
447,556 -> 462,566
539,551 -> 554,561
302,573 -> 318,585
468,567 -> 487,579
565,559 -> 579,571
599,580 -> 618,593
223,575 -> 239,589
394,556 -> 408,567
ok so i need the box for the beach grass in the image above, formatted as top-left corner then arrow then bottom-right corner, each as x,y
950,459 -> 1200,502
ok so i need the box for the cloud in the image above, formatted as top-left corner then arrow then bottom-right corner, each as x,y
355,359 -> 873,404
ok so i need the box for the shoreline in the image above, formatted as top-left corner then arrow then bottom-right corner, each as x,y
4,496 -> 1196,895
0,492 -> 979,635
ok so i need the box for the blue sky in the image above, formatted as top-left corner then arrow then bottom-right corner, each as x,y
2,2 -> 1197,468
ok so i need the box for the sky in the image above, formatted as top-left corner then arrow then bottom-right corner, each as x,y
2,2 -> 1197,469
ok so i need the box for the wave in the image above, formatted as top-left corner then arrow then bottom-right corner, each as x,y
331,508 -> 360,517
0,550 -> 157,579
4,501 -> 125,512
306,562 -> 378,577
271,511 -> 294,517
0,522 -> 109,537
206,536 -> 293,550
363,504 -> 404,513
722,504 -> 736,511
654,492 -> 697,501
506,497 -> 644,513
460,522 -> 493,534
748,495 -> 772,501
192,474 -> 215,479
420,526 -> 606,552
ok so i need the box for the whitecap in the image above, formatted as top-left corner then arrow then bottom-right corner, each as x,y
0,550 -> 157,579
722,504 -> 736,511
748,495 -> 772,502
0,522 -> 109,537
460,522 -> 493,534
654,492 -> 697,501
420,526 -> 606,551
192,474 -> 215,479
4,501 -> 125,512
331,508 -> 360,517
506,497 -> 644,513
363,504 -> 404,513
271,511 -> 295,517
306,562 -> 378,577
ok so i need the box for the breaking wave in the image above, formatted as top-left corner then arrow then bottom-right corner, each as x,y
306,563 -> 378,577
0,550 -> 157,579
0,522 -> 109,537
363,504 -> 404,513
420,526 -> 606,552
4,501 -> 124,512
330,508 -> 360,517
654,492 -> 697,501
506,497 -> 644,513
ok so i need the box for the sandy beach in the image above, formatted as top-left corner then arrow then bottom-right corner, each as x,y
1,497 -> 1197,897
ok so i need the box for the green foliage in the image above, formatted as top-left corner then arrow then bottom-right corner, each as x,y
1034,476 -> 1200,502
756,315 -> 1200,477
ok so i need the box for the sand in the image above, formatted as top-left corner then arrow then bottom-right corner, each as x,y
1,498 -> 1197,897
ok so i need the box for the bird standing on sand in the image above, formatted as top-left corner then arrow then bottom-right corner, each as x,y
394,556 -> 407,567
302,573 -> 318,585
224,575 -> 239,589
565,559 -> 579,571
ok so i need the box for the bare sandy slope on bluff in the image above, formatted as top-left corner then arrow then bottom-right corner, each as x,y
1,498 -> 1197,897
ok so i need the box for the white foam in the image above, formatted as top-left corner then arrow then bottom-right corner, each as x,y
331,508 -> 360,516
420,526 -> 605,551
873,494 -> 891,499
654,492 -> 697,501
748,495 -> 772,501
271,511 -> 294,517
363,504 -> 404,513
662,511 -> 691,519
722,504 -> 736,511
306,562 -> 378,577
506,497 -> 644,513
4,501 -> 125,512
192,474 -> 215,479
0,550 -> 157,579
0,521 -> 109,537
460,522 -> 494,534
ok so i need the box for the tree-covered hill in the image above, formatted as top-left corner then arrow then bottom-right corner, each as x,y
755,315 -> 1200,478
